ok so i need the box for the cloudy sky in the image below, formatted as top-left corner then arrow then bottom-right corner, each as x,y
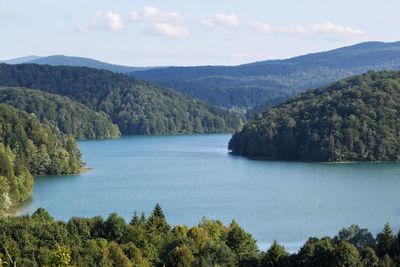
0,0 -> 399,66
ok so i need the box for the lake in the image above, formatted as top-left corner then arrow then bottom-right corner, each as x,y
17,134 -> 400,251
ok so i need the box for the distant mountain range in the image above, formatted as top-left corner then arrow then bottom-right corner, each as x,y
3,41 -> 400,113
0,55 -> 156,73
131,41 -> 400,111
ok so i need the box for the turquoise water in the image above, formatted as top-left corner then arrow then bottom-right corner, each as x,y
17,134 -> 400,251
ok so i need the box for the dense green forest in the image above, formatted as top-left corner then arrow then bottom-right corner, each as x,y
0,104 -> 83,212
133,41 -> 400,110
0,87 -> 120,139
0,205 -> 399,267
0,63 -> 245,135
229,71 -> 400,161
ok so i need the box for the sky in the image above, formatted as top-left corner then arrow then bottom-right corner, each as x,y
0,0 -> 399,66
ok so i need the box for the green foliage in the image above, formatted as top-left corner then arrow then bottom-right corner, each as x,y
226,220 -> 259,266
261,240 -> 289,267
377,223 -> 395,257
334,224 -> 375,249
229,71 -> 400,161
333,241 -> 361,267
0,104 -> 83,212
1,207 -> 400,267
0,63 -> 245,134
45,244 -> 73,267
132,41 -> 400,109
361,247 -> 379,267
0,87 -> 120,139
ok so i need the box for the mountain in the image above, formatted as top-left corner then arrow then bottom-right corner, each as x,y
0,87 -> 120,139
0,55 -> 42,64
131,41 -> 400,110
26,55 -> 155,73
0,63 -> 245,135
229,71 -> 400,162
0,104 -> 83,212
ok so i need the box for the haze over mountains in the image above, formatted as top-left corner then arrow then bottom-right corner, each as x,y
132,41 -> 400,110
0,55 -> 155,73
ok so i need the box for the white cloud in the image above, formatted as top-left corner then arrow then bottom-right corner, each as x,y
130,6 -> 190,38
201,13 -> 239,28
250,21 -> 307,34
250,21 -> 363,36
76,11 -> 124,32
130,6 -> 184,24
106,12 -> 123,30
249,21 -> 273,33
312,22 -> 364,35
147,23 -> 190,38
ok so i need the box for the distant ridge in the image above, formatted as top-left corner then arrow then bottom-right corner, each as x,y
0,55 -> 42,64
26,55 -> 155,73
131,41 -> 400,110
2,55 -> 157,73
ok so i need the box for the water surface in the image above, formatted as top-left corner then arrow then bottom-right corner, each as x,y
18,134 -> 400,251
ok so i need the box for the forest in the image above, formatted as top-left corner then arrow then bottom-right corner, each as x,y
132,41 -> 400,109
0,87 -> 120,140
0,205 -> 399,267
229,71 -> 400,161
0,63 -> 245,135
0,104 -> 83,212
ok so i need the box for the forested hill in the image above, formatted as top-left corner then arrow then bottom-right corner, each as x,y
0,104 -> 83,212
0,87 -> 120,139
0,63 -> 245,135
132,41 -> 400,109
229,71 -> 400,162
25,55 -> 154,73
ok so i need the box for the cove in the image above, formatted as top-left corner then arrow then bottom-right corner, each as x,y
17,134 -> 400,251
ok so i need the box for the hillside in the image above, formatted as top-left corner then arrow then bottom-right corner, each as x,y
0,87 -> 120,139
0,63 -> 245,135
0,104 -> 83,212
132,41 -> 400,109
26,55 -> 153,73
0,55 -> 42,64
229,71 -> 400,162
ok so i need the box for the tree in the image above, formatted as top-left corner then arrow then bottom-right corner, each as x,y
107,242 -> 132,267
361,247 -> 379,267
376,223 -> 395,257
334,224 -> 375,249
166,245 -> 195,267
103,213 -> 127,241
46,245 -> 72,267
146,204 -> 170,234
295,237 -> 336,267
261,240 -> 289,267
226,220 -> 259,266
333,241 -> 361,267
32,208 -> 54,222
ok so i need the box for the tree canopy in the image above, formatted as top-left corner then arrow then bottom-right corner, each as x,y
0,87 -> 120,139
1,207 -> 399,267
0,63 -> 245,135
0,104 -> 83,212
229,71 -> 400,162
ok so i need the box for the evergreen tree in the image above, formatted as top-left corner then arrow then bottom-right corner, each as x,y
377,223 -> 395,257
261,240 -> 289,267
